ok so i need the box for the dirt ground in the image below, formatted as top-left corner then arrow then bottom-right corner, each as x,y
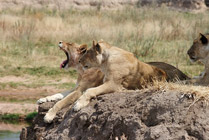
0,102 -> 37,115
21,88 -> 209,140
0,0 -> 207,10
0,122 -> 27,132
0,88 -> 63,115
0,65 -> 75,123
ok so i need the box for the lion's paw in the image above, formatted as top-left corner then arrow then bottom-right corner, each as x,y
44,108 -> 56,123
73,98 -> 90,112
37,98 -> 47,104
37,93 -> 64,104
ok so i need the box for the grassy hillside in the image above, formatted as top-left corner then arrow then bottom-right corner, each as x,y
0,6 -> 208,90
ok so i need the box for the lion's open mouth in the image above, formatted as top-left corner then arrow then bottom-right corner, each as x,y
84,65 -> 89,69
60,51 -> 70,69
189,56 -> 197,62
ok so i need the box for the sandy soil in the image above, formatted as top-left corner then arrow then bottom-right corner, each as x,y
0,76 -> 30,83
0,122 -> 28,132
0,88 -> 63,115
0,88 -> 61,100
0,102 -> 38,115
0,74 -> 75,115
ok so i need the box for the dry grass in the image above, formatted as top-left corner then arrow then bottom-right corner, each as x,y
155,82 -> 209,101
124,79 -> 209,102
155,81 -> 209,111
150,81 -> 209,105
0,6 -> 209,89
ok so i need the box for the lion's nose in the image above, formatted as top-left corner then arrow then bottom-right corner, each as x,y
187,50 -> 194,56
59,41 -> 63,47
187,50 -> 190,55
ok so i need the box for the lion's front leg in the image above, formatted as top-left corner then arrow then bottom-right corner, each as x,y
73,82 -> 118,111
44,90 -> 82,123
37,93 -> 64,104
37,89 -> 75,104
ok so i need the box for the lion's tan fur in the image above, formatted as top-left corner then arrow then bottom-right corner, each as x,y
187,33 -> 209,86
43,42 -> 104,123
43,40 -> 189,122
74,41 -> 167,111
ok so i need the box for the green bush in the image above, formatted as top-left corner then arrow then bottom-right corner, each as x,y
25,112 -> 38,121
0,114 -> 20,123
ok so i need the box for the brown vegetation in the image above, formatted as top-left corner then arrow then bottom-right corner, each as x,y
0,6 -> 208,92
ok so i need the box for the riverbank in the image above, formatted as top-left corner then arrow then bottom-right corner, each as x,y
0,131 -> 20,140
0,122 -> 27,132
0,122 -> 28,140
0,87 -> 69,124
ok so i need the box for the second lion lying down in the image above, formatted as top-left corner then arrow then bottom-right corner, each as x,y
73,40 -> 185,111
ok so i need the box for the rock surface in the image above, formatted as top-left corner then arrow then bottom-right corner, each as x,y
0,0 -> 208,10
20,88 -> 209,140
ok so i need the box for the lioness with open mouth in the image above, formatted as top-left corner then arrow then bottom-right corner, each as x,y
43,41 -> 104,123
37,42 -> 94,104
73,40 -> 188,111
42,41 -> 189,123
187,33 -> 209,86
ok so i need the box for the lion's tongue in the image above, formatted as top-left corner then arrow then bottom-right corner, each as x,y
60,60 -> 68,69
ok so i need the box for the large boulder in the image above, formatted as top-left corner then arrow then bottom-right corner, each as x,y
20,88 -> 209,140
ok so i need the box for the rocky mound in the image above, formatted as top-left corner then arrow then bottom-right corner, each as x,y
0,0 -> 208,10
20,88 -> 209,140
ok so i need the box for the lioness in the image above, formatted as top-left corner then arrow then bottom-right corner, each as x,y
73,40 -> 177,111
187,33 -> 209,86
43,41 -> 189,123
43,42 -> 104,123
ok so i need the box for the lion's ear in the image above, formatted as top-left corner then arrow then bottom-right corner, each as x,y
199,33 -> 208,45
93,41 -> 101,54
78,44 -> 87,54
93,40 -> 97,47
